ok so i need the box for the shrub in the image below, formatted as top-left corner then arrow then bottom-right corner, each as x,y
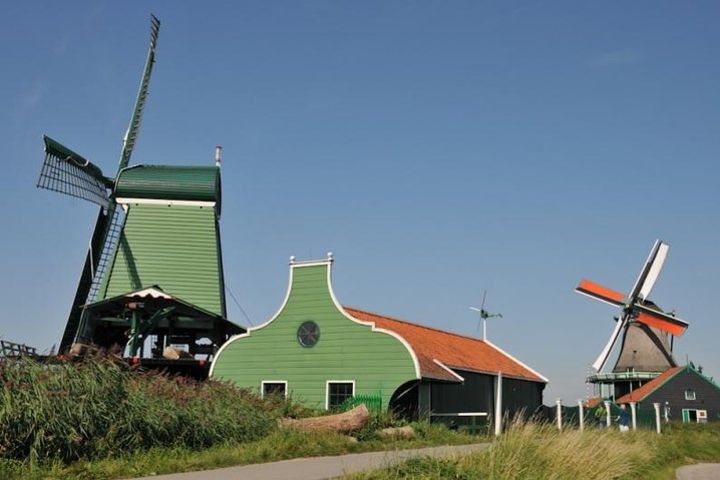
0,358 -> 286,462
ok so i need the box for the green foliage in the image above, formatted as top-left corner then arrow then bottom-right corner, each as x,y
0,358 -> 286,463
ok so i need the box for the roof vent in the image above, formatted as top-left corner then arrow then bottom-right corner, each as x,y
214,145 -> 223,167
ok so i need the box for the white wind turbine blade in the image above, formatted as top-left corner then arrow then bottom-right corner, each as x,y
469,307 -> 482,312
638,242 -> 670,300
592,313 -> 628,371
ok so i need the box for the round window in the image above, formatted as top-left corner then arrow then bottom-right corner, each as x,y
297,321 -> 320,347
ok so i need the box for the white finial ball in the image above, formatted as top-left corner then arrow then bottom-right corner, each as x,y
327,251 -> 334,259
289,255 -> 296,263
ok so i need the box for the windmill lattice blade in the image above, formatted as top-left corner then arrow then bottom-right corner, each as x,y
118,14 -> 160,170
638,242 -> 670,300
592,313 -> 627,371
575,279 -> 626,307
37,136 -> 109,208
634,304 -> 688,336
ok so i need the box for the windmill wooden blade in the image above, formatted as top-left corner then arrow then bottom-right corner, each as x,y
638,242 -> 669,300
592,312 -> 628,371
118,14 -> 160,170
634,304 -> 688,336
575,279 -> 626,307
629,240 -> 668,301
37,136 -> 110,208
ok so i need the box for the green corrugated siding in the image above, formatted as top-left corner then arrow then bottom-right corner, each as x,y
211,264 -> 417,410
101,203 -> 225,316
115,165 -> 220,203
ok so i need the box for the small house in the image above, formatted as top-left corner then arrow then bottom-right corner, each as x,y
211,255 -> 547,423
616,365 -> 720,423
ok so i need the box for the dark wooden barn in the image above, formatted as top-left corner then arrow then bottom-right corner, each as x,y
616,365 -> 720,423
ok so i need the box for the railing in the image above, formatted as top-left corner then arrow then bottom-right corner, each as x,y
587,371 -> 660,383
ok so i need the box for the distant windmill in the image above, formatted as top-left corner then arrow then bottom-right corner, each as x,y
470,290 -> 503,341
576,239 -> 689,399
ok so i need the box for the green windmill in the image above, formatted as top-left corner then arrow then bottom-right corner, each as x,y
37,16 -> 243,368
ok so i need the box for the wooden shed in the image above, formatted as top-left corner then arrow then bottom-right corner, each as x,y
616,365 -> 720,423
211,256 -> 547,423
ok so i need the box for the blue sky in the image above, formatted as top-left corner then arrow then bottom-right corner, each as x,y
1,1 -> 718,401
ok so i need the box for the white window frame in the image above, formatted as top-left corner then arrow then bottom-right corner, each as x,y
325,380 -> 355,410
261,380 -> 288,399
685,389 -> 696,401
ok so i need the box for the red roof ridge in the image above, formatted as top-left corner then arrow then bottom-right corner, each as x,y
616,366 -> 684,404
342,306 -> 488,345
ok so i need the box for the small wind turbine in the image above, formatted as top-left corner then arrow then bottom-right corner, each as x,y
470,290 -> 503,341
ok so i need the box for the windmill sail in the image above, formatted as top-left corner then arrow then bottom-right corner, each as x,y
37,136 -> 110,208
53,16 -> 161,351
118,14 -> 160,170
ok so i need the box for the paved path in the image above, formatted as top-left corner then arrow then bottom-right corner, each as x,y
676,463 -> 720,480
133,443 -> 488,480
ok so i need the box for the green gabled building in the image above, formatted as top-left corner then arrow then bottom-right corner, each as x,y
212,255 -> 546,418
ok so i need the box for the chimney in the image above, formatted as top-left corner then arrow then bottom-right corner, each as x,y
214,145 -> 223,166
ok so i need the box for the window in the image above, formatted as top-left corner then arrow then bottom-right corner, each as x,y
297,321 -> 320,347
685,390 -> 696,401
261,381 -> 287,398
326,381 -> 354,410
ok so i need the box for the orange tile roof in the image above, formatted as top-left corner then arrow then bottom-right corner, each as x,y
344,307 -> 546,383
615,366 -> 683,404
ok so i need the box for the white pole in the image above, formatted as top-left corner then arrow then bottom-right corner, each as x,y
653,403 -> 662,434
578,399 -> 585,432
604,400 -> 612,428
483,319 -> 487,342
664,403 -> 669,423
630,402 -> 637,431
494,372 -> 503,436
556,398 -> 562,431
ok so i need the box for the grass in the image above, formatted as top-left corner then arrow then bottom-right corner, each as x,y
0,422 -> 480,479
345,420 -> 720,480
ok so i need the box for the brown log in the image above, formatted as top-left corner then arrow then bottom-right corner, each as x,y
279,404 -> 370,434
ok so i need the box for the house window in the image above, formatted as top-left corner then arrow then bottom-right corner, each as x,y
261,381 -> 287,398
326,381 -> 354,410
297,321 -> 320,347
685,390 -> 696,401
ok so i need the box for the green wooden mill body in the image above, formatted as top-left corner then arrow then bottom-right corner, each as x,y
36,17 -> 242,368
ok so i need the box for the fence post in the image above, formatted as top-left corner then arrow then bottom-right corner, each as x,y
653,402 -> 662,434
494,372 -> 503,436
663,402 -> 670,423
578,399 -> 584,432
556,398 -> 562,431
630,402 -> 637,431
604,400 -> 612,428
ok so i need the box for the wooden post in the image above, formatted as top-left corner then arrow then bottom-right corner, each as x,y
556,398 -> 562,431
494,372 -> 503,436
604,400 -> 612,428
653,402 -> 662,434
578,399 -> 584,432
630,402 -> 637,431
